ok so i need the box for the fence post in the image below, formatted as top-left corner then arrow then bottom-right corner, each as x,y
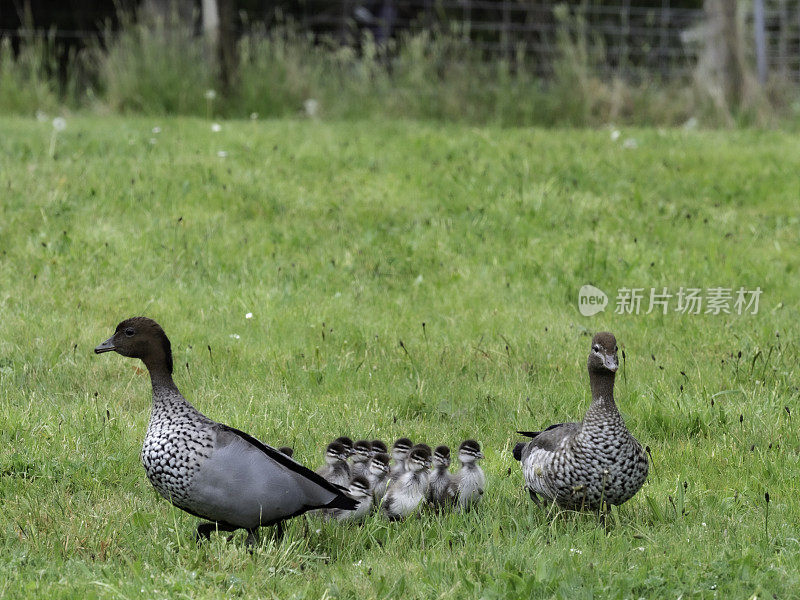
753,0 -> 767,85
202,0 -> 219,47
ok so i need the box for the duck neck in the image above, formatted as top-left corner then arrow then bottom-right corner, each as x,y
582,369 -> 624,430
589,369 -> 616,405
143,358 -> 191,414
146,360 -> 178,393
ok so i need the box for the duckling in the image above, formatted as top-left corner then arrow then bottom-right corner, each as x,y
278,446 -> 293,458
316,442 -> 351,490
514,332 -> 649,510
333,436 -> 354,459
349,440 -> 373,479
366,452 -> 391,504
389,437 -> 413,479
370,440 -> 388,456
454,440 -> 485,510
382,444 -> 431,521
428,445 -> 456,509
94,317 -> 355,545
332,476 -> 373,522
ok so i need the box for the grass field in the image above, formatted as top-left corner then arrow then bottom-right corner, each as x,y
1,117 -> 799,599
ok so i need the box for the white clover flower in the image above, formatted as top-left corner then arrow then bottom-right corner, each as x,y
245,312 -> 253,319
36,110 -> 48,122
610,129 -> 621,141
149,138 -> 157,145
622,138 -> 638,150
152,126 -> 161,134
216,150 -> 228,158
52,117 -> 67,132
229,334 -> 241,340
211,123 -> 222,132
204,89 -> 217,100
249,112 -> 259,120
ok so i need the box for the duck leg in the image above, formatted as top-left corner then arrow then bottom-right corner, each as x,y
244,528 -> 261,547
273,520 -> 285,541
196,521 -> 237,543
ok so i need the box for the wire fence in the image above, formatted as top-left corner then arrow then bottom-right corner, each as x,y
294,1 -> 703,78
3,1 -> 800,83
293,0 -> 800,81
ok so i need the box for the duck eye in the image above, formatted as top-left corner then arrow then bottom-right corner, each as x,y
592,345 -> 600,352
124,328 -> 135,337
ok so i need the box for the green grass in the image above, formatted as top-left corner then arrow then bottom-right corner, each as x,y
1,116 -> 798,599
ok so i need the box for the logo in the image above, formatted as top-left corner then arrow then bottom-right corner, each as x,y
578,285 -> 608,316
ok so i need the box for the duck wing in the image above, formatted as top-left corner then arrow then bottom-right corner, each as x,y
514,422 -> 581,504
516,422 -> 577,440
513,422 -> 580,461
526,422 -> 581,450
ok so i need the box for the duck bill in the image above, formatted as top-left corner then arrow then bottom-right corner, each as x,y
94,336 -> 116,354
604,355 -> 619,372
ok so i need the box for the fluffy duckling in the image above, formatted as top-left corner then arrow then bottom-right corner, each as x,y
316,442 -> 351,490
332,476 -> 373,522
383,444 -> 431,521
371,440 -> 388,456
390,437 -> 413,478
277,446 -> 294,458
428,445 -> 456,509
454,440 -> 485,511
514,332 -> 648,510
94,317 -> 355,545
367,452 -> 391,503
333,436 -> 354,459
349,440 -> 373,479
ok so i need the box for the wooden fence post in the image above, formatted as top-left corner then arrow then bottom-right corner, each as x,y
753,0 -> 767,85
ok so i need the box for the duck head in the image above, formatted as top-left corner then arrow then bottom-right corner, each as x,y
95,317 -> 173,374
407,445 -> 431,472
324,442 -> 348,465
371,440 -> 388,455
333,436 -> 354,458
433,445 -> 451,468
392,437 -> 413,461
349,476 -> 371,499
458,440 -> 484,464
369,452 -> 391,477
587,332 -> 618,374
352,440 -> 373,462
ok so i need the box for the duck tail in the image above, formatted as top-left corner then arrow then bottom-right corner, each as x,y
324,492 -> 358,511
512,442 -> 526,461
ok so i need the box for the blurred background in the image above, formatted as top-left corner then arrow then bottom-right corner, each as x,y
1,0 -> 798,125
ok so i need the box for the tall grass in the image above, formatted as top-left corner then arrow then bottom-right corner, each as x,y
96,12 -> 214,115
0,31 -> 63,115
0,9 -> 794,126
